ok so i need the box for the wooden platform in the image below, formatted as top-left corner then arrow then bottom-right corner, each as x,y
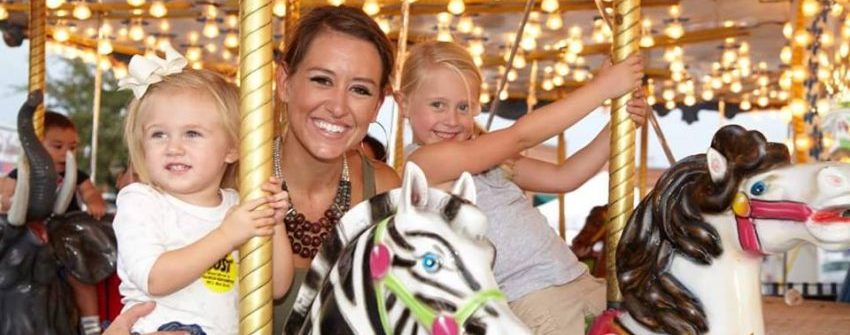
764,297 -> 850,335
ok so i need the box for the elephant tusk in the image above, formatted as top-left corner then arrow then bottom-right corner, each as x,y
7,156 -> 30,226
54,152 -> 77,215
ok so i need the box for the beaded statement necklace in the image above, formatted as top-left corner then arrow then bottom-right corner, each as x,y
274,138 -> 351,259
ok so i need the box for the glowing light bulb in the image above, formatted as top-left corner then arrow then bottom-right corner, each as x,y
573,68 -> 588,82
437,29 -> 453,42
507,69 -> 518,82
203,21 -> 220,38
97,39 -> 113,55
363,0 -> 380,16
780,45 -> 792,64
499,89 -> 508,101
186,46 -> 202,62
127,0 -> 145,7
457,16 -> 473,34
794,30 -> 811,47
802,0 -> 820,17
684,95 -> 696,106
129,24 -> 145,41
447,0 -> 465,15
546,13 -> 563,30
665,100 -> 676,110
273,0 -> 286,17
790,99 -> 807,116
730,81 -> 743,93
188,31 -> 200,44
542,79 -> 554,91
513,54 -> 526,69
46,0 -> 66,10
783,22 -> 793,39
541,0 -> 559,13
328,0 -> 345,6
757,96 -> 769,108
665,21 -> 684,40
377,17 -> 391,34
555,62 -> 569,76
221,32 -> 237,48
150,1 -> 167,18
480,92 -> 491,104
468,40 -> 484,56
552,76 -> 564,86
702,89 -> 714,101
521,37 -> 537,51
54,27 -> 71,42
73,2 -> 92,20
740,99 -> 751,111
640,34 -> 655,48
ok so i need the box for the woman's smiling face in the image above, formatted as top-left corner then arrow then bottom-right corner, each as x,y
278,30 -> 385,161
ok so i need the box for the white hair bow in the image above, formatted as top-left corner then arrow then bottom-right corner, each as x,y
118,43 -> 188,98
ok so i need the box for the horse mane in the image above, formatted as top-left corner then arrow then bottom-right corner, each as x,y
617,125 -> 790,334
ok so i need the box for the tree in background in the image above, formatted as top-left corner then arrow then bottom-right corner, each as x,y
46,58 -> 133,191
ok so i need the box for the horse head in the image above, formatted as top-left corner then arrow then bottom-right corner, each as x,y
286,162 -> 529,334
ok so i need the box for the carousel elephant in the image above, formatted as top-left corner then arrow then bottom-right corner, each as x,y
0,90 -> 117,334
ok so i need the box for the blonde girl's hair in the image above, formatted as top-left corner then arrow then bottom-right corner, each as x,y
123,69 -> 241,189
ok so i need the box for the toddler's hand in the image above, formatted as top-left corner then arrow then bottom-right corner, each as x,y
261,176 -> 289,223
219,196 -> 277,249
626,88 -> 649,127
593,55 -> 643,99
88,202 -> 107,220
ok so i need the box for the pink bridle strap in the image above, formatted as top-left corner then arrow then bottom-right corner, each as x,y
732,193 -> 813,256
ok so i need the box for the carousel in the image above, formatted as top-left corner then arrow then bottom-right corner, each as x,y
1,0 -> 850,334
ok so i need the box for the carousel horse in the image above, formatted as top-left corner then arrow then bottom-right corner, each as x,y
0,91 -> 117,334
284,163 -> 530,335
589,125 -> 850,335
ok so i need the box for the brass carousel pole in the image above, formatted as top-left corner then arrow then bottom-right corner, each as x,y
238,0 -> 275,332
90,17 -> 104,182
790,0 -> 808,163
605,0 -> 641,307
391,0 -> 411,173
638,125 -> 647,198
29,0 -> 46,138
557,133 -> 567,239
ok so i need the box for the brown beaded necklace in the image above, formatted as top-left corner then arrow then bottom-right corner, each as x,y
274,138 -> 351,259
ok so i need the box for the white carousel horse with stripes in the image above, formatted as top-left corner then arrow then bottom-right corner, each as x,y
284,163 -> 530,335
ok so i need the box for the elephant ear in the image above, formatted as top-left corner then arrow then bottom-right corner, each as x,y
48,212 -> 117,284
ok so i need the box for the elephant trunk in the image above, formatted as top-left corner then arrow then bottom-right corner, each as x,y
15,91 -> 56,222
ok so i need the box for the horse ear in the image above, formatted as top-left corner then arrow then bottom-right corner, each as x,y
400,162 -> 429,213
707,147 -> 728,183
450,172 -> 476,205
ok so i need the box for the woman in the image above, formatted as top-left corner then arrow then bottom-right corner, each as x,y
271,5 -> 401,333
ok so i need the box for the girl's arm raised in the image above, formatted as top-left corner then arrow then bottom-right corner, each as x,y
408,55 -> 643,185
511,93 -> 648,193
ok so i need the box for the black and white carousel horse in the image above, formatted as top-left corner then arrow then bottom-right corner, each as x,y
0,91 -> 117,334
284,163 -> 530,334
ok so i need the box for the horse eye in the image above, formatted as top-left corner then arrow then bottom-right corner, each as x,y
750,181 -> 767,196
421,252 -> 442,273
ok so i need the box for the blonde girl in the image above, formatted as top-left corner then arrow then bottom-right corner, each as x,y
114,46 -> 293,334
397,41 -> 646,334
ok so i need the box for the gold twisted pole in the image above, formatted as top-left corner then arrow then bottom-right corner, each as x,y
392,0 -> 412,172
238,0 -> 275,333
557,133 -> 566,240
28,0 -> 46,138
605,0 -> 641,306
789,0 -> 808,163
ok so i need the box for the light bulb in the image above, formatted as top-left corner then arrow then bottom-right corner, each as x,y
203,21 -> 220,38
552,75 -> 564,86
662,89 -> 675,101
437,29 -> 453,42
802,0 -> 820,17
567,40 -> 582,54
521,37 -> 536,51
363,0 -> 380,16
541,0 -> 559,13
794,30 -> 811,47
780,45 -> 792,64
555,62 -> 569,76
222,49 -> 233,61
97,39 -> 113,55
499,89 -> 508,101
226,15 -> 238,28
149,1 -> 167,18
573,68 -> 588,82
205,43 -> 217,53
665,21 -> 684,40
480,92 -> 491,104
188,31 -> 200,44
54,27 -> 71,42
783,22 -> 793,39
457,16 -> 474,34
127,0 -> 145,7
640,35 -> 655,48
513,54 -> 526,69
186,46 -> 202,62
665,100 -> 676,110
669,4 -> 681,17
757,96 -> 769,107
542,79 -> 553,91
328,0 -> 345,6
73,2 -> 92,20
437,12 -> 453,25
790,99 -> 807,116
129,24 -> 145,41
507,69 -> 518,82
273,0 -> 286,17
684,95 -> 696,106
46,0 -> 66,10
647,95 -> 656,105
447,0 -> 465,15
702,89 -> 714,101
468,40 -> 484,56
730,81 -> 743,93
546,13 -> 563,30
740,99 -> 751,111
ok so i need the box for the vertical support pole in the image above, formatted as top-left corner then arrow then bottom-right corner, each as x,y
605,0 -> 641,307
391,0 -> 411,172
557,133 -> 566,240
238,0 -> 275,332
638,125 -> 648,198
29,0 -> 46,139
790,0 -> 809,163
91,48 -> 103,182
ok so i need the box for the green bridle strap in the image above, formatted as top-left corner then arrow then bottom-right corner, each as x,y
371,216 -> 508,333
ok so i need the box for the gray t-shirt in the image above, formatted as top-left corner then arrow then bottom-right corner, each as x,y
406,144 -> 587,301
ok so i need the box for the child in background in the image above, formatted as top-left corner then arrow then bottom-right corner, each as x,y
114,45 -> 293,334
0,110 -> 108,335
398,41 -> 646,334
